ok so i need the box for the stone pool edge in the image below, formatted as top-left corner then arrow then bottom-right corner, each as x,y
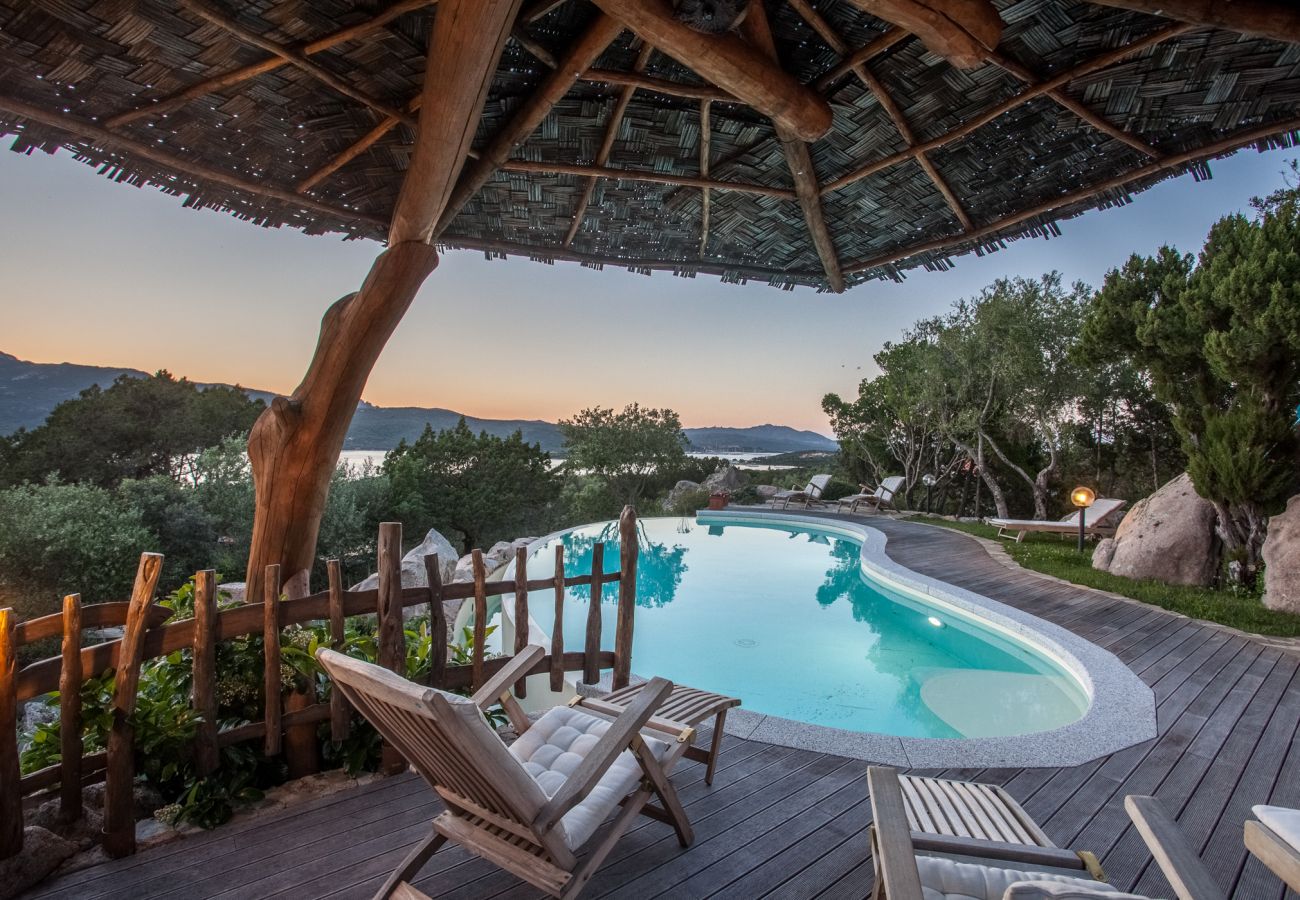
697,510 -> 1158,769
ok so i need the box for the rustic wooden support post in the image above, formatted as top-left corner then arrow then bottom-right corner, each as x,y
550,544 -> 566,692
0,607 -> 20,859
327,560 -> 350,741
59,594 -> 84,822
583,542 -> 604,685
262,564 -> 283,758
283,689 -> 321,779
471,550 -> 488,691
513,546 -> 530,697
191,572 -> 219,777
103,553 -> 164,858
613,507 -> 638,690
423,555 -> 448,689
244,0 -> 522,611
377,523 -> 407,774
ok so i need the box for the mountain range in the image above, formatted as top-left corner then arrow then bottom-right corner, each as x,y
0,352 -> 837,454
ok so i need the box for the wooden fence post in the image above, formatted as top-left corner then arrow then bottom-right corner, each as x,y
423,555 -> 447,688
550,544 -> 565,692
262,563 -> 282,757
613,506 -> 638,690
280,574 -> 318,779
104,552 -> 165,858
513,546 -> 529,697
377,523 -> 406,773
191,572 -> 219,777
326,560 -> 350,742
60,594 -> 84,822
471,549 -> 487,691
583,542 -> 604,684
0,607 -> 20,859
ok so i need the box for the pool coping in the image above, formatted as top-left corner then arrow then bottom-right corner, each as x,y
695,510 -> 1157,768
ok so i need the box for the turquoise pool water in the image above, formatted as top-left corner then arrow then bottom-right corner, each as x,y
505,517 -> 1088,739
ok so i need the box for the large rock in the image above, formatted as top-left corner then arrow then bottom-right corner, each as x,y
1263,495 -> 1300,613
1092,473 -> 1220,587
664,480 -> 702,511
755,484 -> 781,500
351,527 -> 458,592
0,826 -> 78,896
702,464 -> 748,493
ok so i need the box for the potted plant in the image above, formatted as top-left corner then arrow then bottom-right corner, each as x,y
707,490 -> 730,510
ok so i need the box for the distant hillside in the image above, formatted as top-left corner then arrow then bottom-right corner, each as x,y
0,351 -> 836,454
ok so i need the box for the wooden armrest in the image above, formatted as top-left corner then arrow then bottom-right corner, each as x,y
1125,796 -> 1226,900
572,696 -> 695,743
533,677 -> 674,831
471,645 -> 545,734
867,767 -> 925,900
1245,819 -> 1300,894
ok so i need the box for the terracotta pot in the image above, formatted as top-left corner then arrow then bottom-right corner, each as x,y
707,492 -> 729,510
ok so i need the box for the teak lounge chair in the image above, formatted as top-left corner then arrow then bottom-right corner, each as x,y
1245,804 -> 1300,894
316,645 -> 696,900
773,473 -> 833,509
838,475 -> 905,514
987,498 -> 1127,543
868,767 -> 1228,900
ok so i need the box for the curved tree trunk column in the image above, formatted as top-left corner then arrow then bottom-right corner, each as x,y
245,0 -> 523,601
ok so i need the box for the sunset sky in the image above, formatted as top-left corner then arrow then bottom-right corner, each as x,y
2,145 -> 1297,434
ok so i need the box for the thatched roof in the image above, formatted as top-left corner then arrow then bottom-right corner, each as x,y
1,0 -> 1298,291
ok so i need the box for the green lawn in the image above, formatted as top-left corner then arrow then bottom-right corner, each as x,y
914,516 -> 1300,638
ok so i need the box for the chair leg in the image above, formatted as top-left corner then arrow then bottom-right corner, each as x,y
373,828 -> 448,900
705,709 -> 728,786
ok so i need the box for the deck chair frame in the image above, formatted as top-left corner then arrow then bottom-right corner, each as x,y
1245,816 -> 1300,894
867,770 -> 1229,900
317,645 -> 696,900
838,476 -> 905,515
774,473 -> 832,509
990,499 -> 1127,543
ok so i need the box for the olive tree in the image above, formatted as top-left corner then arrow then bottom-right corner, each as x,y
558,404 -> 688,508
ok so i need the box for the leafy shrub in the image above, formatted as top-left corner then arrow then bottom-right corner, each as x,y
0,481 -> 153,604
666,487 -> 711,516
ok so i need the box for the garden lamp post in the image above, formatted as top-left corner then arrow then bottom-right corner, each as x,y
922,474 -> 937,513
1071,486 -> 1096,553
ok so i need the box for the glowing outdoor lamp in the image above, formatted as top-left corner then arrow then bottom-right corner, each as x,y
1071,486 -> 1096,552
922,473 -> 937,513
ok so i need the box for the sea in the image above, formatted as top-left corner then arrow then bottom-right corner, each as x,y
338,449 -> 793,473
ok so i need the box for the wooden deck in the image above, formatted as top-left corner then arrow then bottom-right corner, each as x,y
29,517 -> 1300,900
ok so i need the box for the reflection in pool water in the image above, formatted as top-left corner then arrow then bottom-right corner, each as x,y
503,517 -> 1088,739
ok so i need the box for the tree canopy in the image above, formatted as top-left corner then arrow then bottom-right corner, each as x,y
0,372 -> 263,488
558,404 -> 688,508
384,418 -> 559,554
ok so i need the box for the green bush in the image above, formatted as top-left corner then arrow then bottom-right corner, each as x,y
0,481 -> 154,606
666,487 -> 711,516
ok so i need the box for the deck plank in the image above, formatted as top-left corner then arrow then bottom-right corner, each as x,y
28,516 -> 1300,900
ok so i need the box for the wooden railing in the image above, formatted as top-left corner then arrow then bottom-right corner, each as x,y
0,507 -> 639,860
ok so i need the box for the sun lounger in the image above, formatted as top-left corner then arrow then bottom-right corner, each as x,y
1246,804 -> 1300,894
772,473 -> 832,509
316,644 -> 696,899
868,767 -> 1226,900
837,475 -> 904,514
988,498 -> 1127,543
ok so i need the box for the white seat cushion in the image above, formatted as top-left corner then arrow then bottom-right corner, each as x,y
914,857 -> 1120,900
1004,881 -> 1160,899
1253,804 -> 1300,851
509,705 -> 669,851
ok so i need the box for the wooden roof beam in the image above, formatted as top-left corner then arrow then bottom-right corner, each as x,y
0,93 -> 387,231
823,21 -> 1194,194
580,70 -> 735,102
815,28 -> 910,91
743,1 -> 845,291
391,0 -> 523,243
840,0 -> 1003,68
564,43 -> 655,247
1086,0 -> 1300,45
105,0 -> 436,130
988,51 -> 1161,158
842,113 -> 1300,277
789,0 -> 972,232
699,98 -> 712,257
177,0 -> 418,127
587,0 -> 832,141
434,14 -> 626,237
500,160 -> 797,199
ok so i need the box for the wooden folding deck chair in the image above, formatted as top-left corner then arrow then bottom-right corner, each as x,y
868,768 -> 1227,900
316,644 -> 697,900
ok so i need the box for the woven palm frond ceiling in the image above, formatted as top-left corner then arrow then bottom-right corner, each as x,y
1,0 -> 1298,291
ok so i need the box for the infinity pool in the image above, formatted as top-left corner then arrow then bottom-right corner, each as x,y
504,516 -> 1088,739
